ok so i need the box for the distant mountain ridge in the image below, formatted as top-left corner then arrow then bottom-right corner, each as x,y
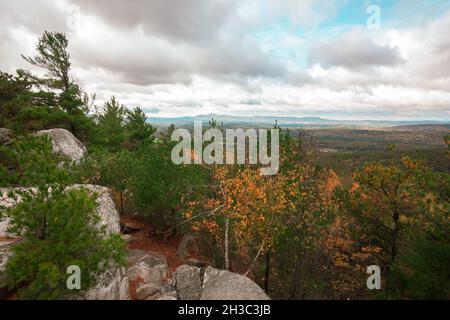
148,114 -> 450,127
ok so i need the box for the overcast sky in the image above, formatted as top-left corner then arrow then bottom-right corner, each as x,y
1,0 -> 450,120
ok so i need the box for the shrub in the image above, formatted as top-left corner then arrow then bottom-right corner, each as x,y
2,186 -> 126,299
130,141 -> 209,229
0,135 -> 69,187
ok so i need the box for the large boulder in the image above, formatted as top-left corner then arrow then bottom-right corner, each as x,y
66,185 -> 120,236
136,282 -> 161,300
127,249 -> 167,268
127,251 -> 168,285
175,265 -> 202,300
126,250 -> 169,300
84,267 -> 130,300
35,128 -> 86,163
0,185 -> 120,238
200,266 -> 269,300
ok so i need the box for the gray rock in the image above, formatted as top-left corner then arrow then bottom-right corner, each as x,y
150,264 -> 168,282
66,184 -> 121,236
157,295 -> 177,300
127,261 -> 153,283
175,265 -> 203,300
0,217 -> 12,239
0,188 -> 32,238
0,188 -> 17,238
118,276 -> 131,300
200,267 -> 270,300
127,251 -> 170,301
163,290 -> 177,299
84,267 -> 130,300
136,283 -> 161,300
127,249 -> 167,269
35,128 -> 86,163
177,233 -> 199,258
161,278 -> 176,295
127,257 -> 168,286
0,128 -> 13,145
0,239 -> 16,274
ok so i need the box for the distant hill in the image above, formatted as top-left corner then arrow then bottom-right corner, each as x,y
148,114 -> 450,127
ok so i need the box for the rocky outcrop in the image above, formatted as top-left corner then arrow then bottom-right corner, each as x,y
127,249 -> 167,268
0,128 -> 13,145
126,249 -> 169,300
0,185 -> 125,300
136,283 -> 161,300
126,261 -> 270,301
35,128 -> 86,163
84,267 -> 130,300
66,185 -> 121,236
200,266 -> 270,300
0,188 -> 18,238
175,265 -> 202,300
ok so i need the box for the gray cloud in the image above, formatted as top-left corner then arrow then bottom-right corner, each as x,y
0,0 -> 70,71
70,32 -> 285,86
1,0 -> 285,87
0,0 -> 68,34
308,29 -> 403,70
72,0 -> 237,44
70,0 -> 285,86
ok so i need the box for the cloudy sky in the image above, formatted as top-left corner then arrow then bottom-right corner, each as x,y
1,0 -> 450,120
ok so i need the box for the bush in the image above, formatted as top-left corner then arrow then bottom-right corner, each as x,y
0,135 -> 68,187
130,141 -> 209,229
2,186 -> 126,299
74,148 -> 136,215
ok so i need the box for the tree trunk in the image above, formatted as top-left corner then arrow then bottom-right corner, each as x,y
224,216 -> 230,270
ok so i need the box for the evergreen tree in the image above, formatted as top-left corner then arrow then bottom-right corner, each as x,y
22,31 -> 72,92
125,107 -> 156,148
